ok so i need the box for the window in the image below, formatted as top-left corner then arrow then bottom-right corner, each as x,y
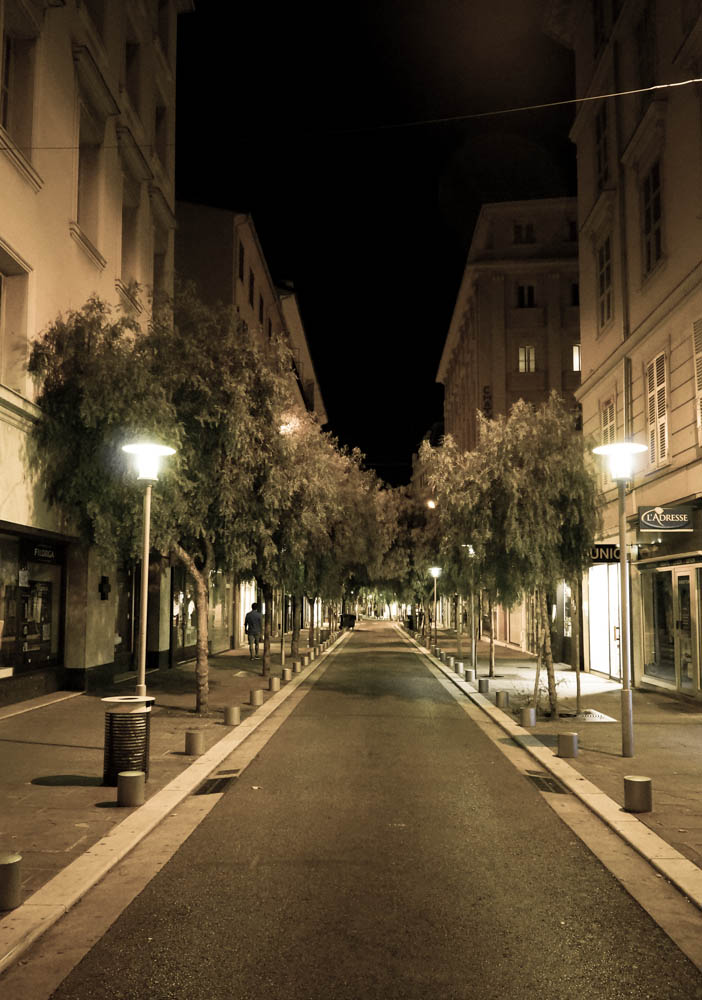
692,319 -> 702,445
125,37 -> 141,115
238,243 -> 245,282
267,318 -> 272,339
572,345 -> 581,372
568,219 -> 578,242
517,284 -> 535,308
120,175 -> 140,284
597,235 -> 612,328
514,223 -> 535,244
258,293 -> 264,324
642,160 -> 662,274
248,268 -> 254,307
0,12 -> 36,154
646,352 -> 668,467
77,103 -> 101,247
518,345 -> 536,373
595,104 -> 609,190
154,103 -> 168,168
571,282 -> 580,307
600,398 -> 616,485
636,1 -> 656,114
0,243 -> 29,394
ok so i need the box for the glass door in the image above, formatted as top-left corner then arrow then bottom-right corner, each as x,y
675,570 -> 696,692
642,567 -> 699,690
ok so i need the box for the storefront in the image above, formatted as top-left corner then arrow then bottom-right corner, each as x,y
586,545 -> 621,681
636,555 -> 700,695
0,531 -> 65,681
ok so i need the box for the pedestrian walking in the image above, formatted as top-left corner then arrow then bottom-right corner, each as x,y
245,602 -> 263,659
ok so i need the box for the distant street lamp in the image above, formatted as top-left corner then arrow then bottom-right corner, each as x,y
426,499 -> 437,509
462,544 -> 477,673
122,441 -> 176,696
430,566 -> 441,648
592,440 -> 647,757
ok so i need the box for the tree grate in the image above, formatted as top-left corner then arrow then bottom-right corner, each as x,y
526,771 -> 568,795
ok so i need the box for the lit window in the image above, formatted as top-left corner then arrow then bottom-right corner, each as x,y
572,345 -> 581,372
0,246 -> 29,394
519,346 -> 536,373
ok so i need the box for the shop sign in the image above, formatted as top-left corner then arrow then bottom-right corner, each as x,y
638,505 -> 693,532
589,544 -> 620,563
20,540 -> 61,563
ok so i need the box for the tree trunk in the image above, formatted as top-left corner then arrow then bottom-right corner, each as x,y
172,541 -> 210,715
262,582 -> 273,676
291,593 -> 300,656
456,595 -> 463,658
532,590 -> 542,709
541,590 -> 558,718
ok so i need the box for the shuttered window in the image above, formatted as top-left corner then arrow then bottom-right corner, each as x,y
601,398 -> 615,487
646,353 -> 668,467
693,319 -> 702,445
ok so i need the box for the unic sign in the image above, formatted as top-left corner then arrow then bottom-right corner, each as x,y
638,505 -> 693,532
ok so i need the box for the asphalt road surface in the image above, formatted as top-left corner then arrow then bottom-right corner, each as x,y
48,623 -> 702,999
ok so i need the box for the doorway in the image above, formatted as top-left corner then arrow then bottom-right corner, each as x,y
588,563 -> 621,680
641,566 -> 699,692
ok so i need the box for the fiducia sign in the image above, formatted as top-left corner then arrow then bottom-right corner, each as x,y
638,505 -> 693,532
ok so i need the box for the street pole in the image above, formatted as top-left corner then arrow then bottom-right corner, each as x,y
471,566 -> 477,673
433,576 -> 438,649
136,482 -> 151,697
618,480 -> 634,757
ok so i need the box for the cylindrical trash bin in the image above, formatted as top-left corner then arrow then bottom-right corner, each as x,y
0,852 -> 22,910
102,695 -> 155,787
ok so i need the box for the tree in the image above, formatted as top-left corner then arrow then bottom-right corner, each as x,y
29,288 -> 296,714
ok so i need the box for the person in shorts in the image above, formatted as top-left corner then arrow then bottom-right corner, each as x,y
244,602 -> 263,659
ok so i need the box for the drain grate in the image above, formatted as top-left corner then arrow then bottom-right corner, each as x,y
195,776 -> 236,795
578,708 -> 617,722
526,771 -> 568,795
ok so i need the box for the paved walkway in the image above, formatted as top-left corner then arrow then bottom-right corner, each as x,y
2,620 -> 702,976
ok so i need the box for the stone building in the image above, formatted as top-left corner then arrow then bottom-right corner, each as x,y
0,0 -> 188,703
547,0 -> 702,697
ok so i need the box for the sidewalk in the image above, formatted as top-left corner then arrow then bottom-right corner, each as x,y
425,626 -> 702,896
0,629 -> 341,974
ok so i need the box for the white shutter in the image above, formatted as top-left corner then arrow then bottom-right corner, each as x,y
693,319 -> 702,445
601,399 -> 615,486
646,353 -> 668,466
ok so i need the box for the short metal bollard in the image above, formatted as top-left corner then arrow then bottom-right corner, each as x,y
447,656 -> 455,669
314,646 -> 320,657
464,668 -> 475,682
293,660 -> 302,673
520,706 -> 536,727
478,677 -> 490,694
624,775 -> 653,812
250,689 -> 264,707
282,667 -> 292,682
269,676 -> 280,692
495,690 -> 510,709
0,852 -> 22,910
302,654 -> 309,667
185,730 -> 204,756
117,770 -> 145,807
557,732 -> 578,758
456,661 -> 464,677
224,706 -> 240,726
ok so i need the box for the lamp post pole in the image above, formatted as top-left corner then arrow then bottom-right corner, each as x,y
593,441 -> 646,758
123,442 -> 175,698
433,575 -> 438,648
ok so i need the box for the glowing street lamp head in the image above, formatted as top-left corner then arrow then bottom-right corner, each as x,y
592,441 -> 647,482
429,566 -> 442,579
122,441 -> 176,482
426,499 -> 437,509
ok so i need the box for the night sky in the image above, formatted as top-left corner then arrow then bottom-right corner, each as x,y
176,1 -> 576,485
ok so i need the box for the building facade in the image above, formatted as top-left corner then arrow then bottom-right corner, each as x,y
436,197 -> 581,654
0,0 -> 187,704
547,0 -> 702,696
175,202 -> 328,650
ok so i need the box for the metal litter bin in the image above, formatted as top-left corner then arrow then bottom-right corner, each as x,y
102,695 -> 155,786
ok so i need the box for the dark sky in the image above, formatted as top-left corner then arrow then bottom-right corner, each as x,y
175,1 -> 576,485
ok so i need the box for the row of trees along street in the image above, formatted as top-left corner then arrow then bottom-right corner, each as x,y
27,286 -> 399,714
406,395 -> 601,719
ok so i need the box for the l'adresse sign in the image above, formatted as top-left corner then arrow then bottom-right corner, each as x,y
638,505 -> 693,532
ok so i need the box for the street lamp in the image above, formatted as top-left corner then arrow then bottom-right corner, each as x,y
592,440 -> 647,757
462,544 -> 477,673
429,566 -> 441,649
122,441 -> 176,696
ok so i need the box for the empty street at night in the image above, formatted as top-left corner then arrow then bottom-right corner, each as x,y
6,622 -> 700,1000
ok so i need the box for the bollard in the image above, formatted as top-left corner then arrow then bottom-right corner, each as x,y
456,661 -> 464,677
440,650 -> 447,663
520,706 -> 536,728
269,676 -> 280,692
293,660 -> 302,674
282,667 -> 292,682
117,770 -> 145,807
496,690 -> 510,709
464,668 -> 475,682
624,775 -> 653,812
250,689 -> 264,707
314,646 -> 320,657
224,706 -> 240,726
478,677 -> 489,694
302,654 -> 310,667
185,730 -> 204,756
557,732 -> 578,758
447,656 -> 455,669
0,853 -> 22,910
